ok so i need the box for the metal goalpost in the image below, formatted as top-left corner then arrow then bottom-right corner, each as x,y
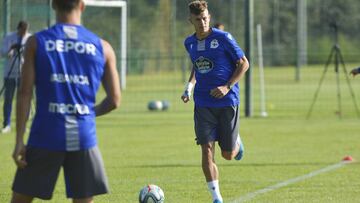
2,0 -> 127,89
85,0 -> 127,90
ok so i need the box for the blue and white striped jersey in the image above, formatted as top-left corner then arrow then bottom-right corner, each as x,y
184,28 -> 244,107
28,23 -> 105,151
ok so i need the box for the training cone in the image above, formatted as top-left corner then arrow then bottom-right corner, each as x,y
342,156 -> 354,162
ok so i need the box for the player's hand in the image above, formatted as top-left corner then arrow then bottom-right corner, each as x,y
210,85 -> 229,99
10,43 -> 21,50
181,91 -> 191,103
7,49 -> 14,58
8,44 -> 21,58
12,142 -> 27,169
350,68 -> 359,77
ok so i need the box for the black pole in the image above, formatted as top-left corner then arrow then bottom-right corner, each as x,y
335,45 -> 342,119
171,0 -> 177,71
244,0 -> 253,117
332,23 -> 342,118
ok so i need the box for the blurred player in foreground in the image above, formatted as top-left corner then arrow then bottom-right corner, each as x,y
11,0 -> 121,202
181,1 -> 249,203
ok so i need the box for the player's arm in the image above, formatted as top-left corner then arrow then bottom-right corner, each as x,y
0,36 -> 9,57
210,56 -> 249,98
181,66 -> 196,103
13,36 -> 36,168
350,67 -> 360,77
95,40 -> 121,117
188,66 -> 196,84
227,56 -> 250,89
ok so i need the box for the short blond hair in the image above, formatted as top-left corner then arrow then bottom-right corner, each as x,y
188,1 -> 208,15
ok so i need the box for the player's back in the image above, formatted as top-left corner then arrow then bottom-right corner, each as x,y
29,23 -> 105,151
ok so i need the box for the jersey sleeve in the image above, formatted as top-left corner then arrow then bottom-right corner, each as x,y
223,33 -> 244,63
184,38 -> 191,54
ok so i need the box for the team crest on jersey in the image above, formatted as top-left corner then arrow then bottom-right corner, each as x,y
210,39 -> 219,49
194,56 -> 213,74
63,26 -> 78,39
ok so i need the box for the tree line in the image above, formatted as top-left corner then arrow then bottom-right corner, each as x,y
1,0 -> 360,69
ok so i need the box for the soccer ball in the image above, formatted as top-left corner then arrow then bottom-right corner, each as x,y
161,100 -> 170,111
139,184 -> 165,203
147,100 -> 163,111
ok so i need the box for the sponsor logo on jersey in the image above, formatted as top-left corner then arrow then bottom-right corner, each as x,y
45,40 -> 96,56
210,39 -> 219,49
195,56 -> 213,74
49,102 -> 90,115
51,74 -> 89,85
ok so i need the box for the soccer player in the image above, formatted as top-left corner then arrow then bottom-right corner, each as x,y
0,21 -> 31,134
181,1 -> 249,203
11,0 -> 121,202
350,67 -> 360,77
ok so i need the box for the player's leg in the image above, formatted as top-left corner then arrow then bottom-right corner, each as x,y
11,192 -> 33,203
201,142 -> 218,181
221,142 -> 239,160
201,142 -> 223,203
221,135 -> 244,160
2,78 -> 16,132
195,107 -> 223,203
63,146 -> 109,200
72,197 -> 93,203
218,106 -> 244,160
233,135 -> 244,160
12,147 -> 64,201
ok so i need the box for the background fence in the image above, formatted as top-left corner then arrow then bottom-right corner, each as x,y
1,0 -> 360,119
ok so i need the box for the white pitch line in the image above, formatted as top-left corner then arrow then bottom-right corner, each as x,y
230,160 -> 352,203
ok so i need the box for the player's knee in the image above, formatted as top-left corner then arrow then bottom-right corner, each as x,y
201,144 -> 213,155
11,192 -> 33,203
221,150 -> 236,160
201,144 -> 214,161
73,197 -> 93,203
221,151 -> 232,160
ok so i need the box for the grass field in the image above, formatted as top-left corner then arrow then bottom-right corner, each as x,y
0,65 -> 359,202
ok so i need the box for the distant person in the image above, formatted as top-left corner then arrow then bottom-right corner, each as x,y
214,22 -> 225,31
350,67 -> 360,77
11,0 -> 121,202
0,21 -> 31,134
181,1 -> 249,203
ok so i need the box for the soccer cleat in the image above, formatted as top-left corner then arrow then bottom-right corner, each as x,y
234,137 -> 244,161
213,199 -> 223,203
1,125 -> 11,134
